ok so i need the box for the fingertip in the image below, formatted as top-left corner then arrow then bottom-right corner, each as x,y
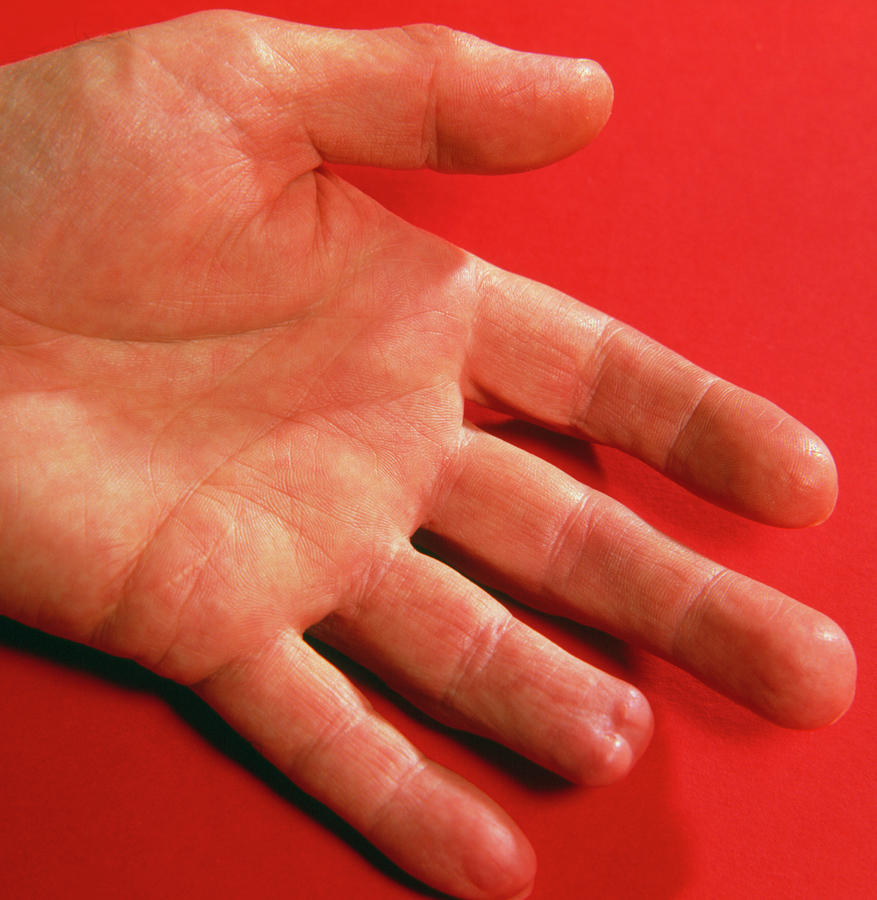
460,809 -> 537,900
817,624 -> 858,726
670,386 -> 841,528
578,686 -> 653,787
752,609 -> 857,730
430,39 -> 615,173
581,733 -> 636,788
748,424 -> 840,529
571,58 -> 614,143
793,433 -> 839,527
506,881 -> 537,900
366,767 -> 537,900
775,619 -> 857,730
619,684 -> 655,764
755,428 -> 838,529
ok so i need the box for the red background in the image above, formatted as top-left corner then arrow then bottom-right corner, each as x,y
2,1 -> 876,898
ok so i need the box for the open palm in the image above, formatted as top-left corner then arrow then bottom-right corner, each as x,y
0,12 -> 855,899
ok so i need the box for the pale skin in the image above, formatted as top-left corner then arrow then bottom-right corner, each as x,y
0,10 -> 856,899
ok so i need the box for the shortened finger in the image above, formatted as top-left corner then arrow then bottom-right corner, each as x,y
196,630 -> 536,900
310,546 -> 653,786
462,262 -> 838,527
423,425 -> 856,729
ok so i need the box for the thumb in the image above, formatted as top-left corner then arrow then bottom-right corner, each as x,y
158,11 -> 613,173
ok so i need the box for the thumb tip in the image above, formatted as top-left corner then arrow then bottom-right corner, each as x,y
568,57 -> 615,143
444,53 -> 614,174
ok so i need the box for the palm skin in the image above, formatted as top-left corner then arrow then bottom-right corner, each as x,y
0,12 -> 857,900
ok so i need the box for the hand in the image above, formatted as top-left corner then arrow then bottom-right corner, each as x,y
0,11 -> 855,899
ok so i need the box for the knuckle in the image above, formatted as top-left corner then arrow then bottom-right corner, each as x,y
663,377 -> 727,475
542,491 -> 608,600
671,567 -> 736,658
570,318 -> 629,435
439,614 -> 512,711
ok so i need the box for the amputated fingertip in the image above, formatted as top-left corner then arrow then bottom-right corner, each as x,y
620,683 -> 655,764
579,686 -> 654,787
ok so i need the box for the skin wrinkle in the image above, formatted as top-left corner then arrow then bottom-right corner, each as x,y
105,429 -> 263,647
214,448 -> 399,620
6,207 -> 329,342
213,464 -> 362,552
541,489 -> 602,602
561,494 -> 662,635
305,185 -> 399,324
136,332 -> 290,495
529,658 -> 616,777
201,168 -> 290,283
126,471 -> 340,676
543,296 -> 598,393
471,265 -> 588,395
216,38 -> 301,138
223,633 -> 326,753
70,316 -> 392,652
26,32 -> 365,338
0,304 -> 90,343
424,423 -> 483,531
461,259 -> 493,381
326,533 -> 407,624
78,39 -> 254,204
128,303 -> 404,488
336,560 -> 484,697
362,756 -> 429,839
569,317 -> 628,436
3,305 -> 302,347
289,691 -> 372,782
188,621 -> 303,701
250,25 -> 343,145
398,25 -> 444,170
301,170 -> 329,262
147,504 -> 240,675
298,410 -> 383,483
134,28 -> 242,142
92,501 -> 201,659
396,394 -> 462,460
663,375 -> 725,472
438,613 -> 516,715
669,565 -> 732,661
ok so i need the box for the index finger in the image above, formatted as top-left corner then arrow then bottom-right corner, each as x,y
462,261 -> 838,527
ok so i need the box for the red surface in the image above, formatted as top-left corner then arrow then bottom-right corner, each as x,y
2,1 -> 876,898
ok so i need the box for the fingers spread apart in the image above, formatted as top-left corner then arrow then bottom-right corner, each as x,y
462,261 -> 839,528
422,425 -> 855,729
